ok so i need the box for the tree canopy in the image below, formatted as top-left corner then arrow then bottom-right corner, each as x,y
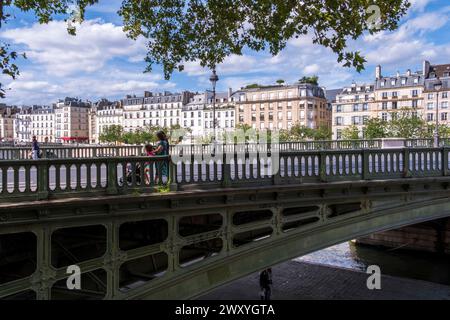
0,0 -> 410,97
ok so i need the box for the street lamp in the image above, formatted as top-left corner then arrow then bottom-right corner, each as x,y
209,69 -> 219,141
434,78 -> 442,147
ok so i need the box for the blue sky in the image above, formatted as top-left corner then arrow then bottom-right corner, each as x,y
1,0 -> 450,105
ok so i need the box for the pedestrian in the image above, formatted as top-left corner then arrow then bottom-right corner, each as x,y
31,136 -> 40,160
153,131 -> 170,184
259,269 -> 272,300
144,144 -> 156,184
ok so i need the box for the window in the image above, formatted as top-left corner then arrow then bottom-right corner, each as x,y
336,129 -> 342,139
353,104 -> 359,112
441,113 -> 448,121
392,102 -> 398,109
336,105 -> 342,112
392,91 -> 398,98
427,113 -> 434,121
412,100 -> 418,108
382,102 -> 388,110
287,111 -> 292,120
443,92 -> 448,99
412,90 -> 418,97
382,113 -> 388,121
442,102 -> 449,109
277,112 -> 283,120
427,102 -> 434,110
401,78 -> 406,85
382,92 -> 388,99
335,117 -> 343,125
428,93 -> 434,99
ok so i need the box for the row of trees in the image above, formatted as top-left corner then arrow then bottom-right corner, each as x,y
341,110 -> 450,140
99,124 -> 190,145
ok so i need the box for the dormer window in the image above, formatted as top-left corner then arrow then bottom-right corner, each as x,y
380,81 -> 385,87
414,78 -> 419,84
430,72 -> 436,78
401,78 -> 406,85
391,79 -> 396,86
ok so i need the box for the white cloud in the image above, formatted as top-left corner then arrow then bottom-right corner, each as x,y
1,19 -> 147,76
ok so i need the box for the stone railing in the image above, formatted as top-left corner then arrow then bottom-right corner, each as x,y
1,147 -> 449,202
0,145 -> 144,160
3,139 -> 450,160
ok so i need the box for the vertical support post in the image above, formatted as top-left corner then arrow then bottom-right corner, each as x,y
165,215 -> 179,274
33,227 -> 55,300
222,151 -> 231,187
105,222 -> 121,299
319,151 -> 326,182
362,149 -> 370,180
106,158 -> 118,195
403,148 -> 411,178
169,157 -> 178,191
37,160 -> 49,200
442,147 -> 449,176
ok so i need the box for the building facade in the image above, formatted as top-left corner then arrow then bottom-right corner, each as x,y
13,108 -> 32,142
0,106 -> 15,142
234,83 -> 330,132
423,63 -> 450,126
122,91 -> 194,132
332,84 -> 375,139
373,65 -> 425,123
95,100 -> 123,143
30,106 -> 55,143
54,97 -> 90,144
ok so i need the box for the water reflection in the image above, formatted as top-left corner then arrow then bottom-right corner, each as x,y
296,241 -> 450,285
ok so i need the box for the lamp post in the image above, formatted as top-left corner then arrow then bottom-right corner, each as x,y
209,69 -> 219,141
434,78 -> 442,147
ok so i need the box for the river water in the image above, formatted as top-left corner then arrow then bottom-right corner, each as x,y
295,241 -> 450,285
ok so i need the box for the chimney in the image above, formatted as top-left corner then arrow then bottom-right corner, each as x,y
396,71 -> 400,77
406,69 -> 411,76
375,65 -> 382,79
423,60 -> 431,78
228,87 -> 232,100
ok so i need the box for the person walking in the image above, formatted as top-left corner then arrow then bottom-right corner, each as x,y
153,131 -> 170,184
31,136 -> 40,160
259,269 -> 272,300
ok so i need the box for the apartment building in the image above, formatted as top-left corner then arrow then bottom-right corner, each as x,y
423,63 -> 450,125
0,106 -> 15,142
332,83 -> 375,139
95,99 -> 123,143
54,97 -> 90,144
13,107 -> 32,142
122,91 -> 193,132
373,64 -> 425,122
234,83 -> 330,132
30,106 -> 55,142
182,91 -> 235,140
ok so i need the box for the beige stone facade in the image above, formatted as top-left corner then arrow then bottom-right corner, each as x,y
233,83 -> 330,132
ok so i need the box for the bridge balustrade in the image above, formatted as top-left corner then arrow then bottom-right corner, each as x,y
1,147 -> 449,202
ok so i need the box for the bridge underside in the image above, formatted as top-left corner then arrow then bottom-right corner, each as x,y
1,177 -> 450,300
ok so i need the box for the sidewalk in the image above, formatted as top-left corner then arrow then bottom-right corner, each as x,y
199,261 -> 450,300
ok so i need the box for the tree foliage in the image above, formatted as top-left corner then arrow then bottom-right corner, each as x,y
363,117 -> 388,139
299,75 -> 319,86
341,125 -> 360,140
98,124 -> 189,145
0,0 -> 410,97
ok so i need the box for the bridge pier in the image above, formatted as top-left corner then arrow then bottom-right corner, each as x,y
356,218 -> 450,255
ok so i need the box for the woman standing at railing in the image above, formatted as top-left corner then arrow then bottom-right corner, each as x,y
154,131 -> 170,183
31,136 -> 40,160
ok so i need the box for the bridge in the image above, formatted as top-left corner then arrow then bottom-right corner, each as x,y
1,142 -> 450,300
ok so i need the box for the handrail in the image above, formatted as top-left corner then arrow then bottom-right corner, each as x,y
1,148 -> 449,202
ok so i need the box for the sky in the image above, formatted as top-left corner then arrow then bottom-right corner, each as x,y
1,0 -> 450,105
